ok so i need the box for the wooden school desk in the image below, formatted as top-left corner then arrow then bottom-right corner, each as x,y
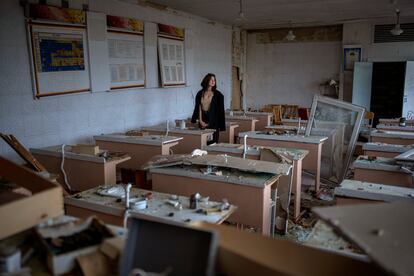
334,179 -> 414,206
353,156 -> 413,187
227,111 -> 273,130
226,115 -> 259,138
65,185 -> 236,226
238,131 -> 327,193
370,130 -> 414,145
378,118 -> 414,126
363,142 -> 411,158
219,122 -> 239,144
30,145 -> 130,191
94,134 -> 182,170
265,125 -> 341,179
150,165 -> 285,235
376,124 -> 414,132
141,126 -> 215,154
204,143 -> 308,220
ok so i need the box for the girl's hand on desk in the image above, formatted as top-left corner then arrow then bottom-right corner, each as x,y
200,121 -> 208,129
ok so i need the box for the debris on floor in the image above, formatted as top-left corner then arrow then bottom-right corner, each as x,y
304,220 -> 363,254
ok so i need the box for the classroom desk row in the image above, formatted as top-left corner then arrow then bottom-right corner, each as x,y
30,120 -> 331,233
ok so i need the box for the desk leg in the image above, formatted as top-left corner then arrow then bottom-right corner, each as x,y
261,185 -> 272,236
229,127 -> 235,144
315,144 -> 322,193
292,160 -> 302,220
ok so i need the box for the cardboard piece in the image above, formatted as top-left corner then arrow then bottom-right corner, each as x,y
0,156 -> 64,240
100,237 -> 124,260
192,222 -> 382,276
313,201 -> 414,276
37,217 -> 114,275
77,251 -> 113,276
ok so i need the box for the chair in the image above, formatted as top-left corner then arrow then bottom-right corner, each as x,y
298,107 -> 309,120
281,105 -> 299,119
364,111 -> 375,129
272,105 -> 283,124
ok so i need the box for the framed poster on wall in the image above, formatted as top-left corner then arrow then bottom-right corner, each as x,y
28,24 -> 91,97
157,24 -> 185,87
107,15 -> 145,90
158,37 -> 185,86
343,45 -> 362,71
108,32 -> 145,89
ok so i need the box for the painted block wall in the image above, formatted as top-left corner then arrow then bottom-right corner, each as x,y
343,21 -> 414,62
0,0 -> 232,162
245,33 -> 341,109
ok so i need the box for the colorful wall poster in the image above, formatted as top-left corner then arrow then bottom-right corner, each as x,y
34,32 -> 85,72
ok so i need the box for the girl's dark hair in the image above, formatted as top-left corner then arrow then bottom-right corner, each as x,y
201,73 -> 217,91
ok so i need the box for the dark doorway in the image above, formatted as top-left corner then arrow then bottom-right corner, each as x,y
370,62 -> 406,126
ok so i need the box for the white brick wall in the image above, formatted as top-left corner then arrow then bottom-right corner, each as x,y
0,0 -> 232,162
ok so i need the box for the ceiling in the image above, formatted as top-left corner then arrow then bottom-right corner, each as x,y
139,0 -> 414,29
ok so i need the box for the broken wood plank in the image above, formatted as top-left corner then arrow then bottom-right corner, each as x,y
0,133 -> 46,172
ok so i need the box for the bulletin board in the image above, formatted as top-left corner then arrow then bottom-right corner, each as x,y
158,37 -> 186,87
108,31 -> 145,89
28,24 -> 91,97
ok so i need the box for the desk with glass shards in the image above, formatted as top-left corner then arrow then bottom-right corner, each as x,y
353,155 -> 413,188
204,143 -> 308,220
226,115 -> 259,139
30,145 -> 130,192
238,131 -> 327,193
148,154 -> 292,235
363,142 -> 412,158
218,121 -> 239,144
94,133 -> 182,170
140,126 -> 215,154
226,111 -> 273,130
65,185 -> 237,226
376,124 -> 414,132
370,129 -> 414,145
